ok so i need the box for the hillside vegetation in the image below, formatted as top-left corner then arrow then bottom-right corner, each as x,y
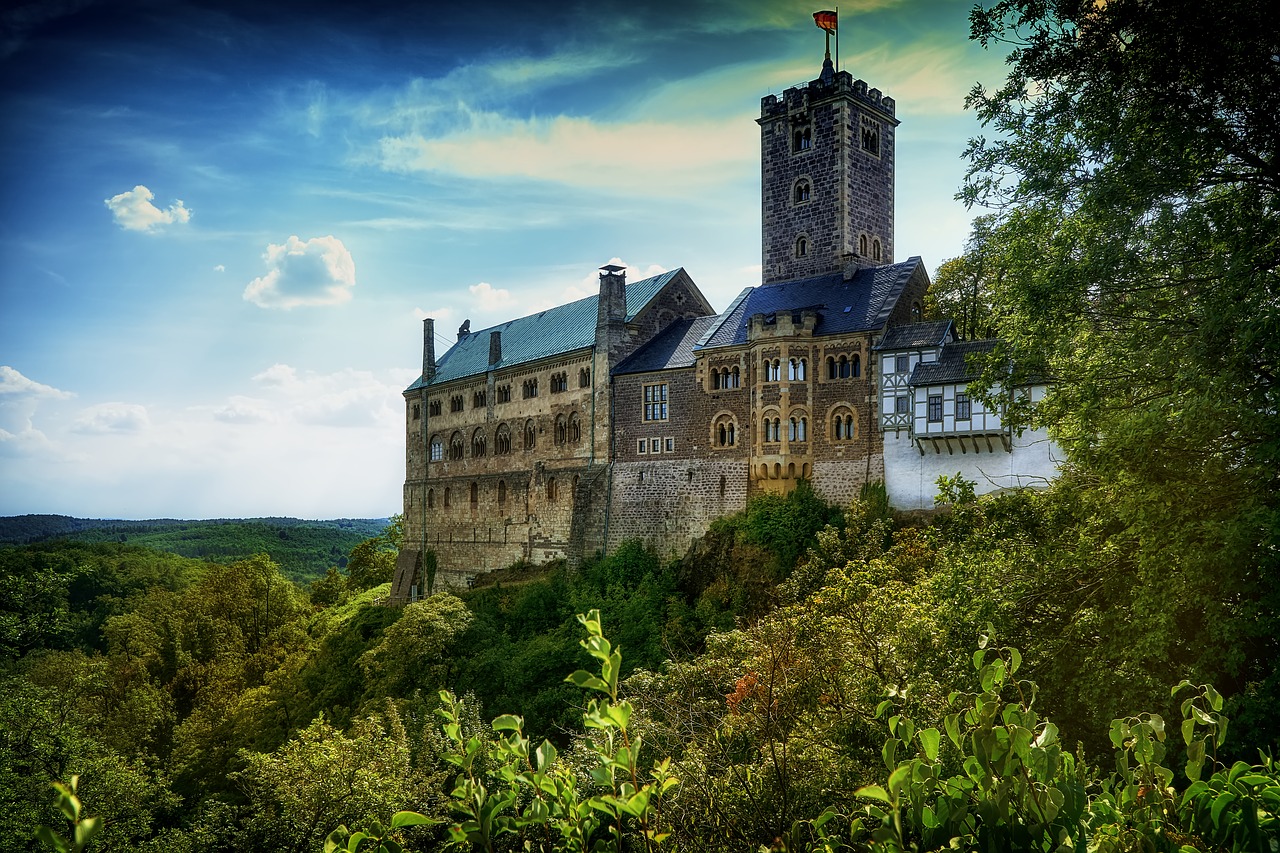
0,516 -> 388,583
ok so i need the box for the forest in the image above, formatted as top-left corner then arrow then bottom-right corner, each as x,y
4,1 -> 1278,850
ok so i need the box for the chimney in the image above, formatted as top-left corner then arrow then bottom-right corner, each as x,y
842,251 -> 862,281
595,262 -> 629,361
597,263 -> 627,325
422,318 -> 436,381
489,330 -> 502,366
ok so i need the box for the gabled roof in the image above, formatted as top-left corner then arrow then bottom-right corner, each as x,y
406,269 -> 685,390
695,258 -> 926,350
873,320 -> 953,351
910,339 -> 1000,386
614,316 -> 717,375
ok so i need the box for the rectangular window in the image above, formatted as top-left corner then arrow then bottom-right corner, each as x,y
928,395 -> 943,422
895,395 -> 910,415
895,354 -> 909,374
956,392 -> 971,421
650,438 -> 660,453
643,383 -> 668,421
665,437 -> 674,452
638,439 -> 647,455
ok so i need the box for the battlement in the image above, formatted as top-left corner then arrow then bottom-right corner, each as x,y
760,70 -> 896,120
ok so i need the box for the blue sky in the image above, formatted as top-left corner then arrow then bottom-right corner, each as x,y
0,0 -> 1009,519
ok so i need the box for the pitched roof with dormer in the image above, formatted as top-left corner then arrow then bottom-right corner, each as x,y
614,316 -> 718,375
405,269 -> 687,391
873,320 -> 954,351
909,339 -> 1001,386
693,257 -> 927,350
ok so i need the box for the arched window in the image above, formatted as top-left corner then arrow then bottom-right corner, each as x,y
429,399 -> 442,417
546,478 -> 557,501
472,428 -> 486,457
495,424 -> 511,455
449,432 -> 464,460
793,127 -> 812,151
831,407 -> 857,441
497,480 -> 506,504
555,415 -> 567,446
795,236 -> 808,258
713,414 -> 737,448
859,234 -> 868,256
579,367 -> 590,388
789,415 -> 808,442
523,419 -> 536,450
444,487 -> 451,508
794,180 -> 811,204
912,301 -> 923,322
719,476 -> 726,498
470,482 -> 478,506
827,356 -> 837,379
430,436 -> 443,462
788,358 -> 806,381
732,366 -> 740,387
873,239 -> 882,261
839,356 -> 850,378
568,413 -> 581,443
427,488 -> 434,508
852,354 -> 861,377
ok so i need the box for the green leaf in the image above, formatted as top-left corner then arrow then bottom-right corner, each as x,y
491,714 -> 523,732
74,816 -> 101,849
1210,790 -> 1237,827
565,670 -> 610,693
888,763 -> 911,796
855,784 -> 891,803
945,713 -> 962,750
1205,684 -> 1223,712
919,728 -> 941,761
390,811 -> 437,829
535,739 -> 558,770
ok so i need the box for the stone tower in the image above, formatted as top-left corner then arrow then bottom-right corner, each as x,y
758,54 -> 898,285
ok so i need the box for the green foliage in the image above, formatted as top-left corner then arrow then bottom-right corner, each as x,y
35,776 -> 100,853
428,609 -> 677,852
838,642 -> 1280,853
237,706 -> 415,853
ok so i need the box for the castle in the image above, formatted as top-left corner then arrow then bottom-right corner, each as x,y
391,46 -> 1058,595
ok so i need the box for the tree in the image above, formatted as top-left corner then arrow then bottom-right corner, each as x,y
237,707 -> 413,853
925,216 -> 1002,340
357,594 -> 473,699
959,0 -> 1280,745
346,540 -> 395,592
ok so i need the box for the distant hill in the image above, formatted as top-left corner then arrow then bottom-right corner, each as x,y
0,515 -> 390,583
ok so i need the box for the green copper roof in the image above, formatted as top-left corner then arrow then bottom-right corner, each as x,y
405,269 -> 684,391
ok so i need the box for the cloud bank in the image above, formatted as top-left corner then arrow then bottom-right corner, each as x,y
243,235 -> 356,309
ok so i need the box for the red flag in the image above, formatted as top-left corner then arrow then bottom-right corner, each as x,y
813,10 -> 837,34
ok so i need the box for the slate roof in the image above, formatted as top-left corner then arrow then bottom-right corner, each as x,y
910,339 -> 1000,386
873,320 -> 953,351
406,269 -> 685,390
614,316 -> 718,375
695,257 -> 925,350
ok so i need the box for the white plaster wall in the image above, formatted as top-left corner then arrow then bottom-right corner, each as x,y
884,426 -> 1061,510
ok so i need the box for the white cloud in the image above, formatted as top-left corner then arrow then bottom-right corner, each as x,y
243,235 -> 356,309
378,111 -> 756,196
413,305 -> 455,323
253,363 -> 298,386
214,264 -> 225,272
72,402 -> 150,434
212,396 -> 275,424
0,366 -> 72,449
468,281 -> 514,312
0,365 -> 72,399
104,185 -> 191,231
